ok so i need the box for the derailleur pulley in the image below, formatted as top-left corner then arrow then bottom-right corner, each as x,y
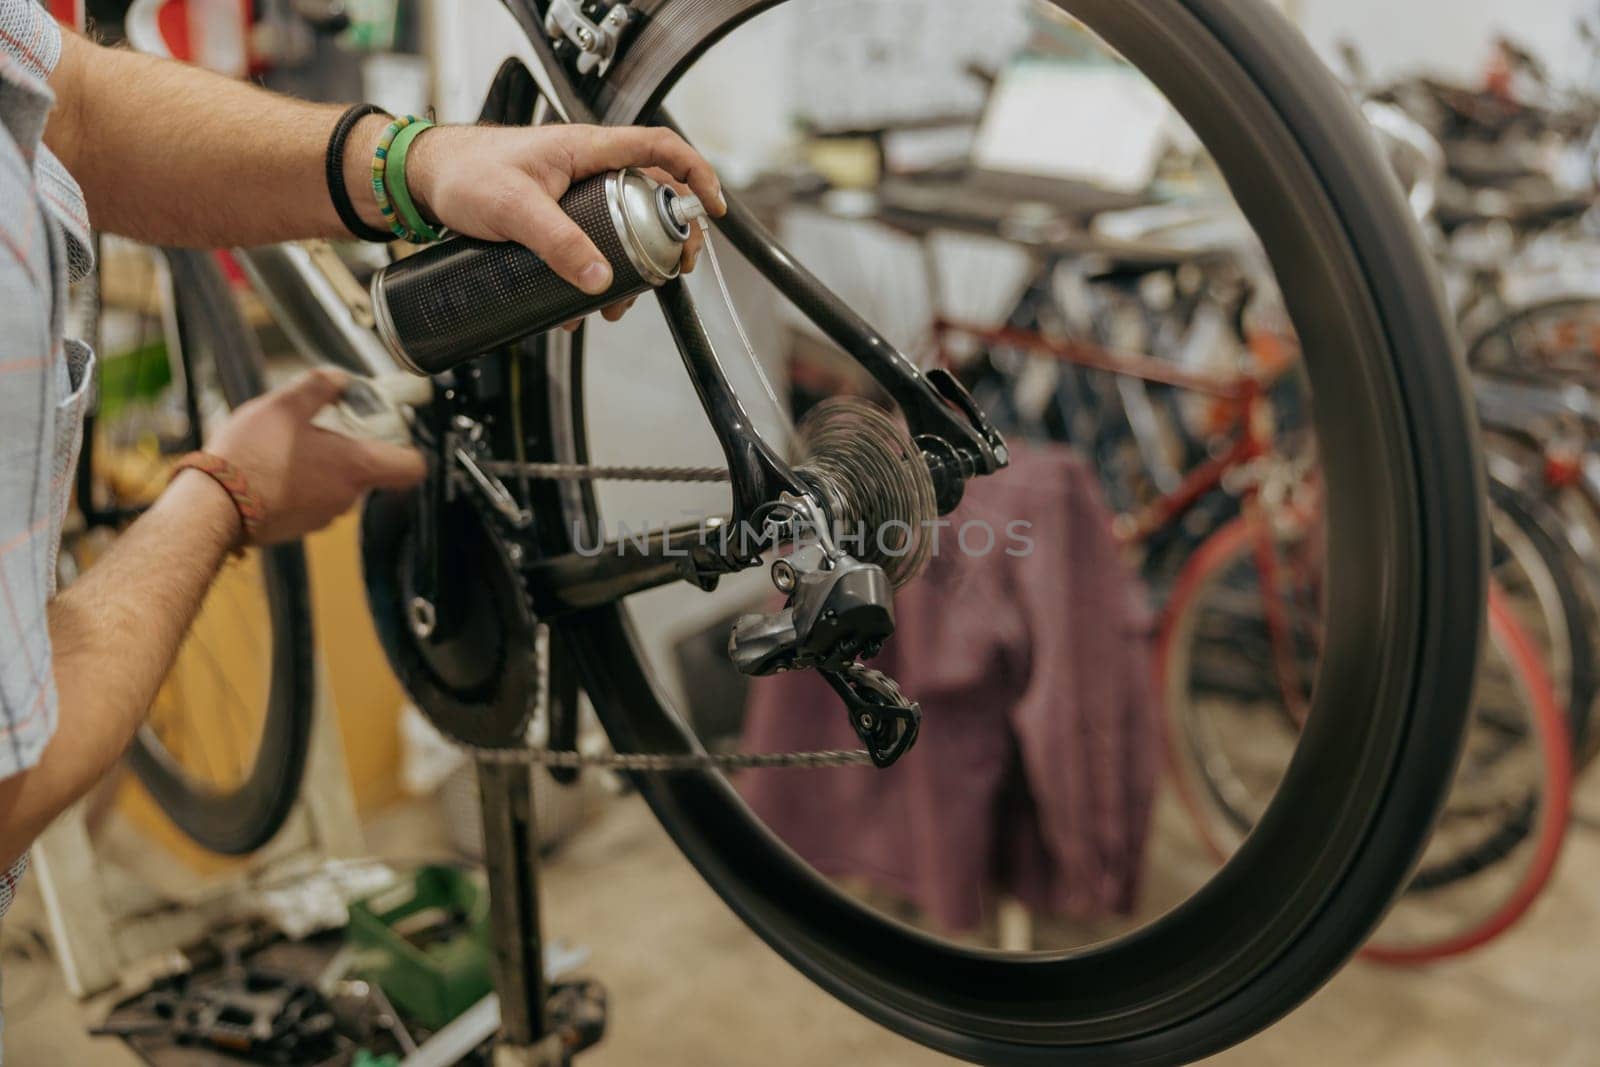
729,493 -> 921,768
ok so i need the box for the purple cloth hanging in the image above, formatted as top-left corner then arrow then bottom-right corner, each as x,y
738,444 -> 1159,931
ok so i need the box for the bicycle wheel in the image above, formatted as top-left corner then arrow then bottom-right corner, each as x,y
1158,476 -> 1599,837
517,0 -> 1484,1061
1156,509 -> 1316,847
1364,584 -> 1571,963
71,243 -> 315,855
1488,477 -> 1597,757
1467,295 -> 1600,390
1157,513 -> 1570,962
1482,428 -> 1600,765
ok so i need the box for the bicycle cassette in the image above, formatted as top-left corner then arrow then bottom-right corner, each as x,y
361,489 -> 538,748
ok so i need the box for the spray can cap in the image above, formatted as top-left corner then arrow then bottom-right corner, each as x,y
661,190 -> 707,236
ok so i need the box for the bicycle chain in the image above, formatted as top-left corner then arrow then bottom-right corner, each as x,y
477,461 -> 729,483
465,745 -> 874,771
453,459 -> 896,771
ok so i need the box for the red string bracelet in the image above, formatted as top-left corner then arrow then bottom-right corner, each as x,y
170,452 -> 265,555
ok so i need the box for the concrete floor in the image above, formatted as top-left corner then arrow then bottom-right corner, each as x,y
7,774 -> 1600,1066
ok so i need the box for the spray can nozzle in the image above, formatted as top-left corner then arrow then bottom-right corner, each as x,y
660,189 -> 708,238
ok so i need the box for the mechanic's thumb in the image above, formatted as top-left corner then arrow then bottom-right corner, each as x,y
355,440 -> 429,490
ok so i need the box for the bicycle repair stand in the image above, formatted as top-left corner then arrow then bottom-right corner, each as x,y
466,48 -> 607,1067
27,661 -> 365,998
475,633 -> 606,1066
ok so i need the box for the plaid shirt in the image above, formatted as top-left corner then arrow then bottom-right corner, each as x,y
0,0 -> 94,931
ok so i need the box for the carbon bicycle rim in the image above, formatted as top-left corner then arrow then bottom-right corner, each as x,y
116,249 -> 316,855
530,0 -> 1484,1061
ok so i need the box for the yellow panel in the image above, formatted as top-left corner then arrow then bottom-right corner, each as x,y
115,509 -> 409,872
307,509 -> 408,813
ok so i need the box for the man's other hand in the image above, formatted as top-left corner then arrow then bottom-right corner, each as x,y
207,369 -> 427,545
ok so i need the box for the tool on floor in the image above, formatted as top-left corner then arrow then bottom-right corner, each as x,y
348,864 -> 495,1032
329,975 -> 421,1057
121,919 -> 282,990
93,967 -> 339,1064
369,980 -> 420,1055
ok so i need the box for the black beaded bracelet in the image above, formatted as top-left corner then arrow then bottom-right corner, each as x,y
325,103 -> 396,243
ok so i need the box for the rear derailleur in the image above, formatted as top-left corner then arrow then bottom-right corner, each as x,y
728,494 -> 920,768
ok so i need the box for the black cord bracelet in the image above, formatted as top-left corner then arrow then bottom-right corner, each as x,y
325,103 -> 396,243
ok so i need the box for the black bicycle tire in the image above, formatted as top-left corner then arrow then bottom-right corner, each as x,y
122,249 -> 316,855
529,0 -> 1484,1061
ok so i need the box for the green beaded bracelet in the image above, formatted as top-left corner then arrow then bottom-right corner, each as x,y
386,119 -> 444,243
370,114 -> 425,242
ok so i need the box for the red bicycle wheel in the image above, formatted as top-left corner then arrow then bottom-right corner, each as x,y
1362,583 -> 1571,964
1159,516 -> 1571,964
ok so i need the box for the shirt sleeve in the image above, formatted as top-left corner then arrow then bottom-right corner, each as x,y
0,115 -> 62,786
0,280 -> 61,787
0,210 -> 58,920
0,1 -> 63,85
0,0 -> 71,924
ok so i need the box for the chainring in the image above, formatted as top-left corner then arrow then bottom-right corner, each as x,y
361,488 -> 538,748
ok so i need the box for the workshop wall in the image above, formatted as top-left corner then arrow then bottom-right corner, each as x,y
1296,0 -> 1593,83
434,0 -> 1600,143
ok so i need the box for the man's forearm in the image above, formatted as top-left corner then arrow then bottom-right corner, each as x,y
45,32 -> 389,247
0,472 -> 240,868
43,31 -> 728,288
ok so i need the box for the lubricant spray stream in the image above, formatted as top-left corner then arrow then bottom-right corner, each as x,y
694,215 -> 798,440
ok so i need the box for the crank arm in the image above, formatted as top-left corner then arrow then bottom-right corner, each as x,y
407,418 -> 463,641
410,455 -> 443,638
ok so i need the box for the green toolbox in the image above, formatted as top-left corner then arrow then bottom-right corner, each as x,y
349,866 -> 493,1031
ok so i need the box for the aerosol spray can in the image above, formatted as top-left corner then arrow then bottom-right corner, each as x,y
370,168 -> 705,375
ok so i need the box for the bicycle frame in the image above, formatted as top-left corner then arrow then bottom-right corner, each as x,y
930,313 -> 1291,547
1477,374 -> 1600,559
931,271 -> 1321,730
236,3 -> 1008,619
